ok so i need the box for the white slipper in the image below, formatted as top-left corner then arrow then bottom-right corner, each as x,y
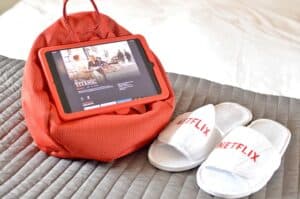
196,119 -> 291,198
148,102 -> 252,172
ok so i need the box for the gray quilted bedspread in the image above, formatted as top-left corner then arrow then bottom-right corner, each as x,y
0,55 -> 299,199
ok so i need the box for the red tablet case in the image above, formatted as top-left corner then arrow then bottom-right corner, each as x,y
38,35 -> 170,121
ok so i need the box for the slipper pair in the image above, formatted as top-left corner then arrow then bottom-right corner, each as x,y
148,102 -> 291,198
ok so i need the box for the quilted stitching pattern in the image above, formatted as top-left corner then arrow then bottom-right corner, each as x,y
0,55 -> 299,199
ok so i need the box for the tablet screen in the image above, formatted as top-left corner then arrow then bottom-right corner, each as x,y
45,39 -> 160,113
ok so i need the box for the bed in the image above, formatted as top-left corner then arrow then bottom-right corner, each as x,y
1,55 -> 299,198
1,0 -> 300,99
0,0 -> 300,198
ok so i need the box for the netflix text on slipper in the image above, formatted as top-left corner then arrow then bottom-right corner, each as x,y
217,142 -> 260,162
176,117 -> 211,136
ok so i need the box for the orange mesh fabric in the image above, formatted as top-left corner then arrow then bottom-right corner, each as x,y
21,3 -> 175,162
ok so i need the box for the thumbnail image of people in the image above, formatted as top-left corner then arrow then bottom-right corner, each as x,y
86,42 -> 141,81
124,50 -> 132,62
60,41 -> 140,84
69,54 -> 93,80
59,41 -> 141,91
88,55 -> 108,83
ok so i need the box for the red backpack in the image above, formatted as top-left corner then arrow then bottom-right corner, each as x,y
21,0 -> 175,162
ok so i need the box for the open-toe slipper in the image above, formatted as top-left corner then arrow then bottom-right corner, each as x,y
196,119 -> 291,198
148,102 -> 252,172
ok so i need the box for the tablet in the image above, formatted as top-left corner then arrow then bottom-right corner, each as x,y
38,35 -> 169,120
